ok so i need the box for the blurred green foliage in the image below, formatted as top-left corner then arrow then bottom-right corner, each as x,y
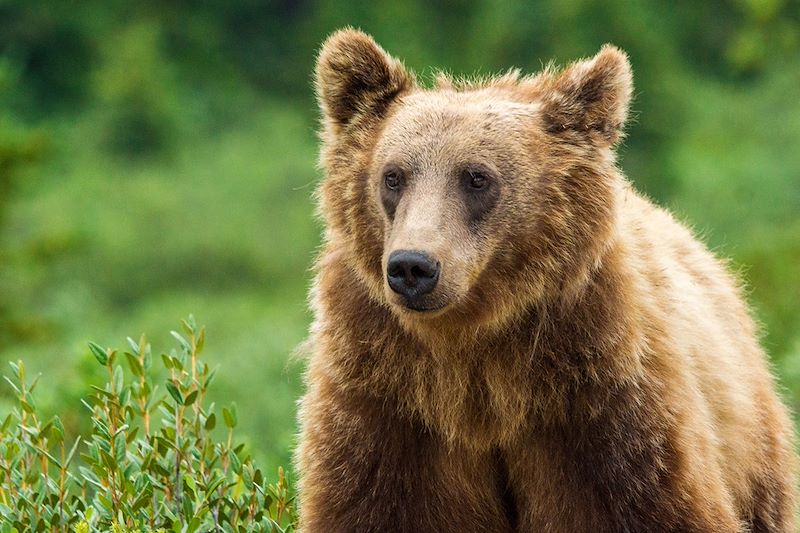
0,319 -> 296,531
1,0 -> 799,479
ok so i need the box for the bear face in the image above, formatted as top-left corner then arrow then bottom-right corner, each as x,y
317,29 -> 633,332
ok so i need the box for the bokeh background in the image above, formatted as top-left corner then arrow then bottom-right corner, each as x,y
1,1 -> 799,476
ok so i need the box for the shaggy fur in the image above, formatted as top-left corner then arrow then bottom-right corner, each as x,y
296,28 -> 798,532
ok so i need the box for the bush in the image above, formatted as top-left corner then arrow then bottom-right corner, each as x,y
0,317 -> 296,532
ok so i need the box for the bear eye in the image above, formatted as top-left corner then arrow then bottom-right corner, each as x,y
464,169 -> 490,191
383,168 -> 403,191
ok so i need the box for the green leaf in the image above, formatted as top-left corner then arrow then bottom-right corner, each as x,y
37,447 -> 62,469
51,415 -> 65,443
88,342 -> 108,365
222,406 -> 237,429
205,476 -> 226,495
78,467 -> 104,490
112,365 -> 124,394
37,419 -> 53,441
204,413 -> 216,431
131,490 -> 151,512
114,432 -> 126,464
124,352 -> 144,378
196,327 -> 206,354
65,436 -> 82,468
142,341 -> 152,370
165,381 -> 183,405
27,373 -> 41,393
1,413 -> 14,432
170,331 -> 192,353
2,375 -> 20,394
204,367 -> 218,389
183,390 -> 199,406
89,385 -> 113,399
20,399 -> 35,414
126,336 -> 140,354
126,426 -> 139,444
229,450 -> 242,474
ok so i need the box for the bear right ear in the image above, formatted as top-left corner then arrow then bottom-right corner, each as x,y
316,29 -> 413,130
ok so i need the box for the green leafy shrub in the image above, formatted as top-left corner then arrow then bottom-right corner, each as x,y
0,317 -> 296,532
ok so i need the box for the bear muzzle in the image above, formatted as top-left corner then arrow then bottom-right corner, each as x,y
386,250 -> 444,311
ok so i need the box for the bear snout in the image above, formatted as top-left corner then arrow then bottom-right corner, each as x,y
386,250 -> 440,308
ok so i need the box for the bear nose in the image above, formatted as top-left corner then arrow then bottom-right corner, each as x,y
387,250 -> 440,299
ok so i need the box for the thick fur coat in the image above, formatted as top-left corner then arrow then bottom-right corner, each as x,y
295,29 -> 798,532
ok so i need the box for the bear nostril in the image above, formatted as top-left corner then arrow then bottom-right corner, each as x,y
387,250 -> 440,299
410,265 -> 428,280
387,262 -> 405,279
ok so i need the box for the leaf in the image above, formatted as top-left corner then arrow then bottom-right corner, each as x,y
126,336 -> 140,354
37,419 -> 53,442
0,413 -> 12,432
222,406 -> 237,429
229,450 -> 242,474
205,476 -> 226,495
2,376 -> 20,394
183,390 -> 199,406
165,381 -> 183,405
27,373 -> 41,393
51,416 -> 65,443
124,352 -> 143,378
88,342 -> 108,365
78,467 -> 104,490
99,448 -> 115,469
196,327 -> 206,354
184,474 -> 196,492
204,367 -> 218,389
126,426 -> 139,444
131,490 -> 151,512
114,432 -> 126,464
89,385 -> 113,399
204,413 -> 216,431
65,437 -> 82,468
170,331 -> 192,353
112,365 -> 124,394
37,447 -> 62,469
142,340 -> 152,370
20,399 -> 35,415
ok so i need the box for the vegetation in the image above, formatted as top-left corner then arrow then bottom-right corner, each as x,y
0,317 -> 296,532
0,0 -> 798,521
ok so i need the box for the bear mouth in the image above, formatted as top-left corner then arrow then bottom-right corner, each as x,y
400,299 -> 448,314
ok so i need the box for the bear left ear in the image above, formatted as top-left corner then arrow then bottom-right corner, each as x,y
540,45 -> 633,146
316,29 -> 414,130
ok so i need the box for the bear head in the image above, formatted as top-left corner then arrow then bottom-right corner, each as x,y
315,29 -> 632,333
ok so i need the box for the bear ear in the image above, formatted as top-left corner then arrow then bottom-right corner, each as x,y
316,29 -> 413,129
540,45 -> 633,146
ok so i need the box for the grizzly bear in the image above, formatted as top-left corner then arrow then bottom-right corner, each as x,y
295,29 -> 798,532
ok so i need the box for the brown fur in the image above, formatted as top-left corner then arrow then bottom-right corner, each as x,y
296,28 -> 798,532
